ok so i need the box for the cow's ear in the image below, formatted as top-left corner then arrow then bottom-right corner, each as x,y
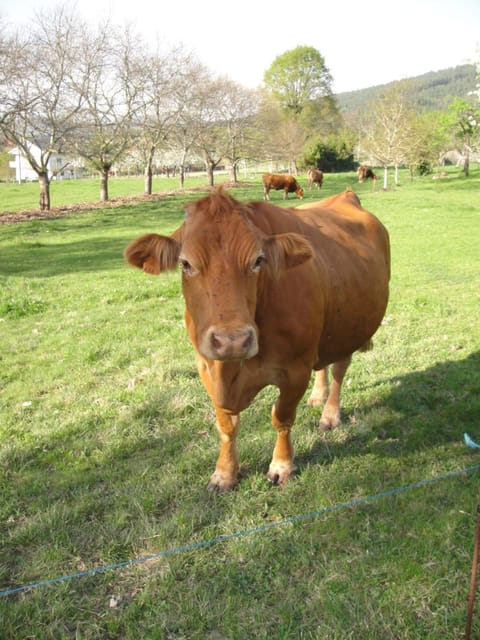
263,233 -> 313,271
124,233 -> 181,275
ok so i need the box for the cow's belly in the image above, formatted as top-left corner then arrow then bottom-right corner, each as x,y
315,285 -> 389,367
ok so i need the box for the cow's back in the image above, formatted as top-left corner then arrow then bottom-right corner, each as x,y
247,191 -> 390,367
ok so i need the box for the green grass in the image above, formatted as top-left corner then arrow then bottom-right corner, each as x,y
0,173 -> 215,213
1,168 -> 479,638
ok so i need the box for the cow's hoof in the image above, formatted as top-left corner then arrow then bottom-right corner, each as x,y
307,392 -> 327,408
207,471 -> 237,493
267,462 -> 296,486
318,414 -> 341,432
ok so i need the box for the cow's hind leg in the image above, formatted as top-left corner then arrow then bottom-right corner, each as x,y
307,367 -> 329,407
318,355 -> 352,431
208,409 -> 240,492
267,380 -> 309,486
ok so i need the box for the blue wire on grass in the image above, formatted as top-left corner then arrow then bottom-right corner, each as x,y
465,433 -> 480,449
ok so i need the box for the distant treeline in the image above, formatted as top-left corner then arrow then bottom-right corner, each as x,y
336,64 -> 477,115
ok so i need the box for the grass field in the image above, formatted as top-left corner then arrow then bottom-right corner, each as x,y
1,168 -> 480,639
0,172 -> 228,214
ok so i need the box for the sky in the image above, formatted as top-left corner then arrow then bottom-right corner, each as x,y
1,0 -> 479,94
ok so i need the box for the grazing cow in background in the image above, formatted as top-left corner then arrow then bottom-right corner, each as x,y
125,188 -> 390,492
357,165 -> 377,183
262,173 -> 303,200
306,168 -> 324,189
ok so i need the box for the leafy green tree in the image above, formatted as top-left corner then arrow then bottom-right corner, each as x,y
263,46 -> 333,119
263,46 -> 337,171
402,110 -> 450,176
446,97 -> 479,176
304,130 -> 356,172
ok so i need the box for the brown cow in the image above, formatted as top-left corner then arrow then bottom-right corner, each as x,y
125,188 -> 390,492
357,165 -> 377,183
262,173 -> 303,200
306,168 -> 324,189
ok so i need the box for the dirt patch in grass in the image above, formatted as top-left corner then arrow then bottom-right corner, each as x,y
0,182 -> 251,225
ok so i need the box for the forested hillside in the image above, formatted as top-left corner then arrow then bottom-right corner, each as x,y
335,64 -> 477,115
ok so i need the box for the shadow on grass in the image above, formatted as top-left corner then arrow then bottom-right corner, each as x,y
0,236 -> 132,277
295,349 -> 480,470
0,198 -> 188,278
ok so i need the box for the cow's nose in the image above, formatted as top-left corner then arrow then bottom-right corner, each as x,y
205,325 -> 258,361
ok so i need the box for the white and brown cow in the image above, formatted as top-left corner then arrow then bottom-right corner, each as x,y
306,168 -> 324,189
125,188 -> 390,491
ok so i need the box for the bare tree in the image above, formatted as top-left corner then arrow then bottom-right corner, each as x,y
254,93 -> 306,173
70,22 -> 141,201
184,77 -> 261,186
134,45 -> 199,194
216,79 -> 260,183
361,83 -> 414,188
193,76 -> 228,187
0,6 -> 86,210
167,62 -> 212,189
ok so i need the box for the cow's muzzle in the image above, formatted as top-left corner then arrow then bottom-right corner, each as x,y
202,325 -> 258,361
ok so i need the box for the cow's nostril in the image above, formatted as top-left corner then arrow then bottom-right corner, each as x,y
242,331 -> 253,351
211,333 -> 222,350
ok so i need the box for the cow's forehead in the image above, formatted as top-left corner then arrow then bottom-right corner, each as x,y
184,192 -> 257,237
185,190 -> 248,222
181,192 -> 262,263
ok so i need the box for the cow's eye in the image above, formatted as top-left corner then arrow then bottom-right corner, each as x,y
179,258 -> 193,275
251,254 -> 265,272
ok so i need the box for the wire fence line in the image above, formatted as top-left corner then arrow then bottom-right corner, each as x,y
2,462 -> 480,599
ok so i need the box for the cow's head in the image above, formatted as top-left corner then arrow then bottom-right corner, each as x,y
296,186 -> 304,199
125,189 -> 313,362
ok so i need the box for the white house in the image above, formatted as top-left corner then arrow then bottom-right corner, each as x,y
8,144 -> 70,183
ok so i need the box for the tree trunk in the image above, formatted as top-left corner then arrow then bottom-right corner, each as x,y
230,162 -> 237,184
394,165 -> 399,186
383,166 -> 388,190
38,172 -> 51,211
206,161 -> 214,187
100,170 -> 109,201
144,164 -> 153,195
463,147 -> 470,177
144,147 -> 155,194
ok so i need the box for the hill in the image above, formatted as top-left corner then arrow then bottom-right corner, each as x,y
335,64 -> 477,116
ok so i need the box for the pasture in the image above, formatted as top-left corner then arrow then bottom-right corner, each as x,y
1,168 -> 479,639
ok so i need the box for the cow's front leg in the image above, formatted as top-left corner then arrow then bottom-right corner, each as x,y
267,381 -> 308,486
208,408 -> 240,492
